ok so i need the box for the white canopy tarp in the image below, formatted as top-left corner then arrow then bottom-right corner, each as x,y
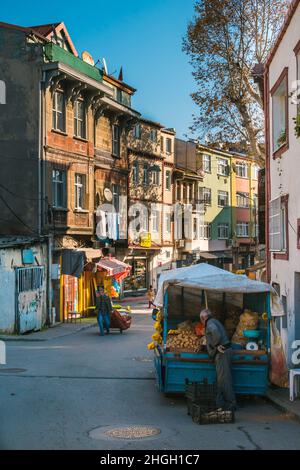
154,263 -> 273,307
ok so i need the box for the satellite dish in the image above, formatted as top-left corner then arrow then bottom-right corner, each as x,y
82,51 -> 95,66
102,58 -> 108,75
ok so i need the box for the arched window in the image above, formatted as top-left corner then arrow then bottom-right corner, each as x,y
0,80 -> 6,104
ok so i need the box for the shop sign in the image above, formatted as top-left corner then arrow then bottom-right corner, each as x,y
140,232 -> 151,248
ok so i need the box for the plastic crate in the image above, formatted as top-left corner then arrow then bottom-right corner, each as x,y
191,403 -> 235,425
185,378 -> 217,406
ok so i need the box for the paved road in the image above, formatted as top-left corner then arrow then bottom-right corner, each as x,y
1,308 -> 300,450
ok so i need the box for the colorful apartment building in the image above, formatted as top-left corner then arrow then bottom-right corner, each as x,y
196,144 -> 260,270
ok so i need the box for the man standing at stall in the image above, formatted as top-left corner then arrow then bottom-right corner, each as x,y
200,308 -> 236,411
96,286 -> 112,336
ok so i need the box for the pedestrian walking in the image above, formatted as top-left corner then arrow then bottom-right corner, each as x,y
200,308 -> 236,411
147,285 -> 156,309
96,286 -> 112,336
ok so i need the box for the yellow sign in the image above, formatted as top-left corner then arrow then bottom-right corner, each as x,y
140,232 -> 151,248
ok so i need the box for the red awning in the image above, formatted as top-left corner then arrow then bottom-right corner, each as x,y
95,257 -> 131,280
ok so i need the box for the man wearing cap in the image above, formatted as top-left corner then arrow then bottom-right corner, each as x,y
200,308 -> 236,411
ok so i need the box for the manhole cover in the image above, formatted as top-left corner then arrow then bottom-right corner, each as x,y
133,357 -> 152,363
0,368 -> 26,373
90,426 -> 161,440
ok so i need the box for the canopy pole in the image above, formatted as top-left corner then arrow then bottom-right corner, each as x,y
205,290 -> 208,309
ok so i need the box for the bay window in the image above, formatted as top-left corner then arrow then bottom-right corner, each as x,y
271,68 -> 288,156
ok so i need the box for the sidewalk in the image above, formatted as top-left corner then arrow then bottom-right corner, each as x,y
267,386 -> 300,421
0,320 -> 97,342
0,297 -> 150,342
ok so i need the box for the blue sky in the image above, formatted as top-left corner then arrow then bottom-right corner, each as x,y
1,0 -> 198,139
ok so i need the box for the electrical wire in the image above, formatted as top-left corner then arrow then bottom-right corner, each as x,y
0,183 -> 40,201
0,193 -> 37,234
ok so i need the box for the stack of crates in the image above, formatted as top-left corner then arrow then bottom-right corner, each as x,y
185,378 -> 234,425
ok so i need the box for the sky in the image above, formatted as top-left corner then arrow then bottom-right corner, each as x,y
1,0 -> 199,139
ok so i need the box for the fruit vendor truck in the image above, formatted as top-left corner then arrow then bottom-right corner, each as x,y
152,264 -> 275,396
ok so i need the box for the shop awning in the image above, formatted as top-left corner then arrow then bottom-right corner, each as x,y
200,251 -> 233,260
95,257 -> 131,279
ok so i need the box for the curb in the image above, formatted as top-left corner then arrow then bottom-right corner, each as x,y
266,392 -> 300,423
0,322 -> 97,342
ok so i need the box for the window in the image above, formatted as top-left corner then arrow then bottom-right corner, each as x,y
74,99 -> 86,139
236,222 -> 249,237
161,136 -> 164,152
200,187 -> 211,205
218,191 -> 229,207
218,223 -> 229,239
165,212 -> 171,234
152,209 -> 160,232
75,174 -> 86,210
236,192 -> 250,208
112,125 -> 120,157
143,163 -> 149,186
112,184 -> 120,212
203,154 -> 211,173
165,170 -> 171,190
217,158 -> 229,176
132,161 -> 139,184
150,129 -> 157,142
253,194 -> 258,209
252,165 -> 259,180
271,68 -> 288,155
134,124 -> 141,139
52,169 -> 66,208
166,138 -> 172,154
199,223 -> 211,239
52,91 -> 65,132
269,196 -> 288,253
236,162 -> 248,178
152,169 -> 160,185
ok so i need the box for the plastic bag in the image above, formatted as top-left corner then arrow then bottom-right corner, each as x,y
194,322 -> 205,337
270,320 -> 289,388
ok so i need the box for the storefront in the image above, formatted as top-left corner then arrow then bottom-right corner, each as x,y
123,257 -> 148,295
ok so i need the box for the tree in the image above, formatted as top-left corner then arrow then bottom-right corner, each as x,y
183,0 -> 288,164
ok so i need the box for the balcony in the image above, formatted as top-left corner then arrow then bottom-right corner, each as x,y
44,43 -> 103,84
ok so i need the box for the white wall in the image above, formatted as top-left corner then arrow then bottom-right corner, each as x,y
268,3 -> 300,360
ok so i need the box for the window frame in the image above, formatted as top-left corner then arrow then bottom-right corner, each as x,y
236,161 -> 249,178
74,98 -> 86,139
217,158 -> 229,176
74,173 -> 86,210
270,67 -> 289,159
165,211 -> 171,234
236,192 -> 250,208
52,90 -> 66,133
218,190 -> 229,207
150,129 -> 158,143
269,194 -> 289,260
152,209 -> 160,233
199,222 -> 211,240
132,161 -> 139,185
200,187 -> 211,206
166,138 -> 172,154
52,169 -> 67,209
217,223 -> 229,240
142,163 -> 149,186
134,124 -> 142,140
165,170 -> 171,191
112,124 -> 121,158
236,221 -> 249,238
203,154 -> 211,173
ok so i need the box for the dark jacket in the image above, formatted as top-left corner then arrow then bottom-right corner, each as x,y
96,293 -> 113,315
205,317 -> 230,359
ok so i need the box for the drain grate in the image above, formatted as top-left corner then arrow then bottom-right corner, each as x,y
90,425 -> 161,440
0,368 -> 26,373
